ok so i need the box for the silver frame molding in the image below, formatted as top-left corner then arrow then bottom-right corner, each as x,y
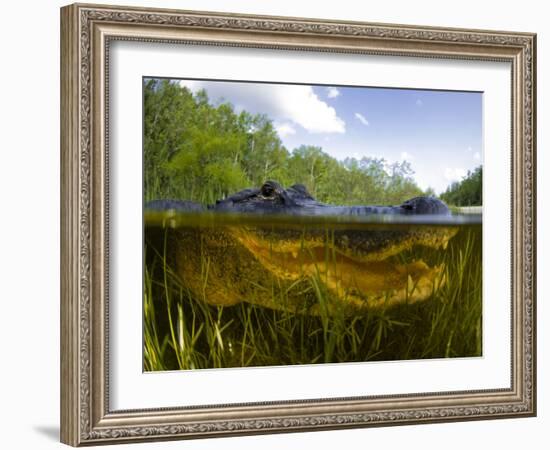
60,3 -> 536,446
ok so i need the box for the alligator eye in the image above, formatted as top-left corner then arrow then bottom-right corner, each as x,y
261,182 -> 275,197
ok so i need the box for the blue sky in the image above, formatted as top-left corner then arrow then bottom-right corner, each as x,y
177,79 -> 482,194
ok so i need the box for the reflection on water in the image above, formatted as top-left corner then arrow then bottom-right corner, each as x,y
143,212 -> 482,371
145,210 -> 482,227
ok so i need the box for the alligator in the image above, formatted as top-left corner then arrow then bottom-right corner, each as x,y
146,180 -> 451,216
146,181 -> 458,314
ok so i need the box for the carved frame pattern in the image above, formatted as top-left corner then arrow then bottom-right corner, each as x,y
60,3 -> 536,446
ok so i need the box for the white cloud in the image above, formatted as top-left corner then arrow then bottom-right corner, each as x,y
179,79 -> 345,134
473,151 -> 481,161
467,146 -> 473,152
400,151 -> 414,161
178,79 -> 203,95
444,167 -> 467,182
326,87 -> 340,99
275,123 -> 296,138
354,112 -> 369,126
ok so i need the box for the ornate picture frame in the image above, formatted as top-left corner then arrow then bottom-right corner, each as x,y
60,3 -> 536,446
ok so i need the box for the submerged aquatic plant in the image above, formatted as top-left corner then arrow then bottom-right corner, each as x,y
143,222 -> 482,371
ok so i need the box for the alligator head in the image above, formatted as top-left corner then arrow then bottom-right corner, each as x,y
210,180 -> 451,216
146,181 -> 458,314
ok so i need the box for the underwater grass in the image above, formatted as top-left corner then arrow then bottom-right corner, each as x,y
143,224 -> 482,371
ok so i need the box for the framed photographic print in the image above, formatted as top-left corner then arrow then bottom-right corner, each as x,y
60,3 -> 537,446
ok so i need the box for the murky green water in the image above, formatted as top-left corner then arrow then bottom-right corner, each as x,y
143,212 -> 482,371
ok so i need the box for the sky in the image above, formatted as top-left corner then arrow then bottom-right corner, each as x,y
177,78 -> 482,194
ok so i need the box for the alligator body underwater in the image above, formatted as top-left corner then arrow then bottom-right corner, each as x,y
146,181 -> 458,314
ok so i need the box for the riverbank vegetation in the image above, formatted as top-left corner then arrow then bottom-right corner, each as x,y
440,166 -> 482,207
145,78 -> 427,206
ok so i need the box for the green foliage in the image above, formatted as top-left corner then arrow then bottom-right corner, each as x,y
143,78 -> 197,200
440,166 -> 482,206
144,79 -> 427,205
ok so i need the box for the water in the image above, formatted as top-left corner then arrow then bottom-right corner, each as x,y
143,212 -> 482,371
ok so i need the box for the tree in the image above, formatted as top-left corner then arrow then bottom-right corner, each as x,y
143,79 -> 431,206
285,145 -> 333,197
440,166 -> 482,206
143,78 -> 197,200
165,101 -> 249,203
239,113 -> 290,186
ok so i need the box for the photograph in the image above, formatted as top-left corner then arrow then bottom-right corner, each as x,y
143,77 -> 483,371
57,3 -> 536,445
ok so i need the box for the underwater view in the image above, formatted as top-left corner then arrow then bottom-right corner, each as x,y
144,207 -> 481,371
142,77 -> 483,371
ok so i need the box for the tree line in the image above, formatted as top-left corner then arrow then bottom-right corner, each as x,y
440,166 -> 482,207
144,79 -> 480,207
